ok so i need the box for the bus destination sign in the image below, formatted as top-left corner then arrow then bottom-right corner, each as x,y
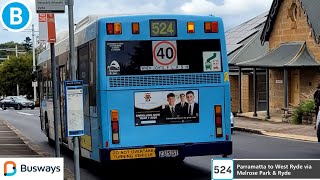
150,19 -> 177,37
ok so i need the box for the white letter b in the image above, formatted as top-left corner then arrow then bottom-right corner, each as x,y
10,8 -> 22,25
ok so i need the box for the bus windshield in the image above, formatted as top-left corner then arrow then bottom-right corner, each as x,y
106,39 -> 223,76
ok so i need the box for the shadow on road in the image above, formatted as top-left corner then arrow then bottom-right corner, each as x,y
87,159 -> 210,180
59,145 -> 210,180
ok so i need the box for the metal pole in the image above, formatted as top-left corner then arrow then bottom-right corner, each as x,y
73,136 -> 80,180
266,68 -> 270,119
32,24 -> 37,102
50,43 -> 60,157
16,84 -> 19,96
68,0 -> 76,80
238,67 -> 242,113
284,68 -> 289,108
68,0 -> 80,179
253,68 -> 257,117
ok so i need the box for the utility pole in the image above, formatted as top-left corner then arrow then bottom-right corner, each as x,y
67,0 -> 80,180
16,84 -> 19,96
16,44 -> 18,96
32,24 -> 37,102
15,44 -> 17,57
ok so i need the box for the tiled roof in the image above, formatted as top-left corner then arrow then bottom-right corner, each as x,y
237,42 -> 320,67
226,12 -> 268,63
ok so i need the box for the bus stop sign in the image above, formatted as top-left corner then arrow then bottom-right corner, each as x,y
64,80 -> 84,137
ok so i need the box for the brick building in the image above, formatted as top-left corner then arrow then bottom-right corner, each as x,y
237,0 -> 320,117
226,12 -> 269,113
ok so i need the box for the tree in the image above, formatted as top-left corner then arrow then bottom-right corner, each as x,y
0,54 -> 33,98
22,37 -> 33,52
0,41 -> 24,57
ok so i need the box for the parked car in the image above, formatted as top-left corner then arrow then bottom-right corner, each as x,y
230,112 -> 234,134
0,96 -> 35,110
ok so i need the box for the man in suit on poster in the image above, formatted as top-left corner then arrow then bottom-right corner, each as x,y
186,91 -> 199,118
176,93 -> 188,117
160,93 -> 181,122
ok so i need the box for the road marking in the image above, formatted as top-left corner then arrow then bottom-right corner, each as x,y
17,112 -> 34,116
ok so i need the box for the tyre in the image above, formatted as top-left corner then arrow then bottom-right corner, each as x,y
222,154 -> 228,158
48,137 -> 55,146
173,157 -> 185,164
161,157 -> 185,165
30,106 -> 35,110
1,104 -> 6,110
45,112 -> 49,136
45,112 -> 54,146
14,104 -> 22,110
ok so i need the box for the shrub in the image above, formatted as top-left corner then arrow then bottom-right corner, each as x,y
292,105 -> 303,124
292,99 -> 315,124
301,99 -> 315,112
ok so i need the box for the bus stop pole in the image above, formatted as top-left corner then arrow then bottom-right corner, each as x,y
50,43 -> 61,157
67,0 -> 80,179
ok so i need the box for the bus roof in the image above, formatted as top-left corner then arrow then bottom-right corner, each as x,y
37,14 -> 223,66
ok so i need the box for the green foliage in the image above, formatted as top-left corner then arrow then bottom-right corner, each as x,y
292,99 -> 315,124
301,99 -> 315,112
291,106 -> 302,124
0,41 -> 25,58
0,54 -> 33,98
22,37 -> 32,52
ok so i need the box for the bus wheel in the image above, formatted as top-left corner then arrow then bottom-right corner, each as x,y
48,137 -> 55,146
164,157 -> 185,164
45,112 -> 54,146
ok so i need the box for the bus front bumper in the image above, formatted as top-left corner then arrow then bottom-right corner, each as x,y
99,141 -> 232,162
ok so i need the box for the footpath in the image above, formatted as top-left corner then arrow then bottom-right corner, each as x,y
234,113 -> 318,142
0,120 -> 74,180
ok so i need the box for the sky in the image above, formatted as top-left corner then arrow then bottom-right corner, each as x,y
0,0 -> 273,44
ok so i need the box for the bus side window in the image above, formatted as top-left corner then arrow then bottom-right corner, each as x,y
48,68 -> 53,99
77,43 -> 90,116
77,44 -> 89,84
89,40 -> 96,107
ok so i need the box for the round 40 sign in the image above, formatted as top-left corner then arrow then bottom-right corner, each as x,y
152,41 -> 178,66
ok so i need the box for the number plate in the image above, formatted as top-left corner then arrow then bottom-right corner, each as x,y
159,150 -> 179,158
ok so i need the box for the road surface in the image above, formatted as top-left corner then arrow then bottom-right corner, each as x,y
0,108 -> 319,180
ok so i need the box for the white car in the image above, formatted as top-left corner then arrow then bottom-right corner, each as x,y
230,112 -> 234,134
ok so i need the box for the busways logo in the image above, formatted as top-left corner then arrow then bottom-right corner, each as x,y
1,158 -> 63,180
4,161 -> 17,176
21,164 -> 61,174
0,0 -> 32,32
4,161 -> 61,175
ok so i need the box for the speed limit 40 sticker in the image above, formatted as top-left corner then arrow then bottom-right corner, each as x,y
152,41 -> 178,66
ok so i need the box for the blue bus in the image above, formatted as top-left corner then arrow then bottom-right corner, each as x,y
37,14 -> 232,163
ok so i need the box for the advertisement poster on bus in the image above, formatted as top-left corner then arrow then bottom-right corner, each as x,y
134,90 -> 199,126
